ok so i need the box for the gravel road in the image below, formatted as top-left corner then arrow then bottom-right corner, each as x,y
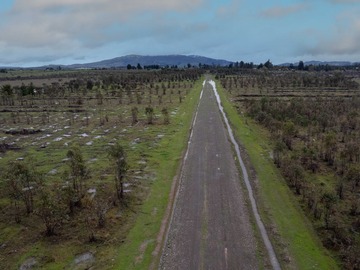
160,78 -> 262,270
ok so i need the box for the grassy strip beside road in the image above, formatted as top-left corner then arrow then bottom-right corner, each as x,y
215,81 -> 339,269
115,78 -> 203,269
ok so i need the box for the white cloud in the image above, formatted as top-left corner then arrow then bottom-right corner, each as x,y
308,12 -> 360,56
261,3 -> 309,18
330,0 -> 360,3
11,0 -> 202,13
0,0 -> 204,64
217,0 -> 241,17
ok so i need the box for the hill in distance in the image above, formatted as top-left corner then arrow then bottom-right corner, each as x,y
4,56 -> 358,69
280,60 -> 356,67
64,54 -> 232,69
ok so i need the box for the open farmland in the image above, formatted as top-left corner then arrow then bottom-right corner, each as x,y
217,68 -> 360,269
0,69 -> 203,269
1,66 -> 359,269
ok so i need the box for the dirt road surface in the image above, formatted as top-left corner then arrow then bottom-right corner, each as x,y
160,79 -> 263,269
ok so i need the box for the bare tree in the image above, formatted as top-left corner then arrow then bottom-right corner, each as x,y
5,160 -> 40,214
162,108 -> 170,125
36,186 -> 64,236
108,143 -> 128,202
145,106 -> 154,124
66,144 -> 88,208
131,106 -> 139,125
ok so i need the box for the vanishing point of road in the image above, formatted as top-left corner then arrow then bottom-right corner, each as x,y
159,78 -> 280,270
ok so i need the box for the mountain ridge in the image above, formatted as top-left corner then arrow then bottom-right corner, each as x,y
65,54 -> 232,69
279,60 -> 358,67
2,56 -> 359,69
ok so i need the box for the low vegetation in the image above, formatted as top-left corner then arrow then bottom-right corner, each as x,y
1,65 -> 359,269
0,69 -> 203,269
217,68 -> 360,269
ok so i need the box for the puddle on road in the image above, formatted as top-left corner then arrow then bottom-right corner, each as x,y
208,80 -> 281,270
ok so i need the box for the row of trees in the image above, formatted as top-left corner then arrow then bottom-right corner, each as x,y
251,99 -> 360,268
0,70 -> 201,108
225,59 -> 358,71
127,63 -> 182,70
220,71 -> 358,91
0,104 -> 171,128
0,70 -> 197,130
130,106 -> 170,125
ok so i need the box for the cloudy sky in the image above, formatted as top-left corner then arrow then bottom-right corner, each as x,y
1,0 -> 360,67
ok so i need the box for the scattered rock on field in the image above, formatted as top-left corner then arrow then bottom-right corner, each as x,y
131,138 -> 140,145
22,186 -> 34,192
87,188 -> 96,200
72,252 -> 95,270
48,169 -> 58,175
19,257 -> 37,270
